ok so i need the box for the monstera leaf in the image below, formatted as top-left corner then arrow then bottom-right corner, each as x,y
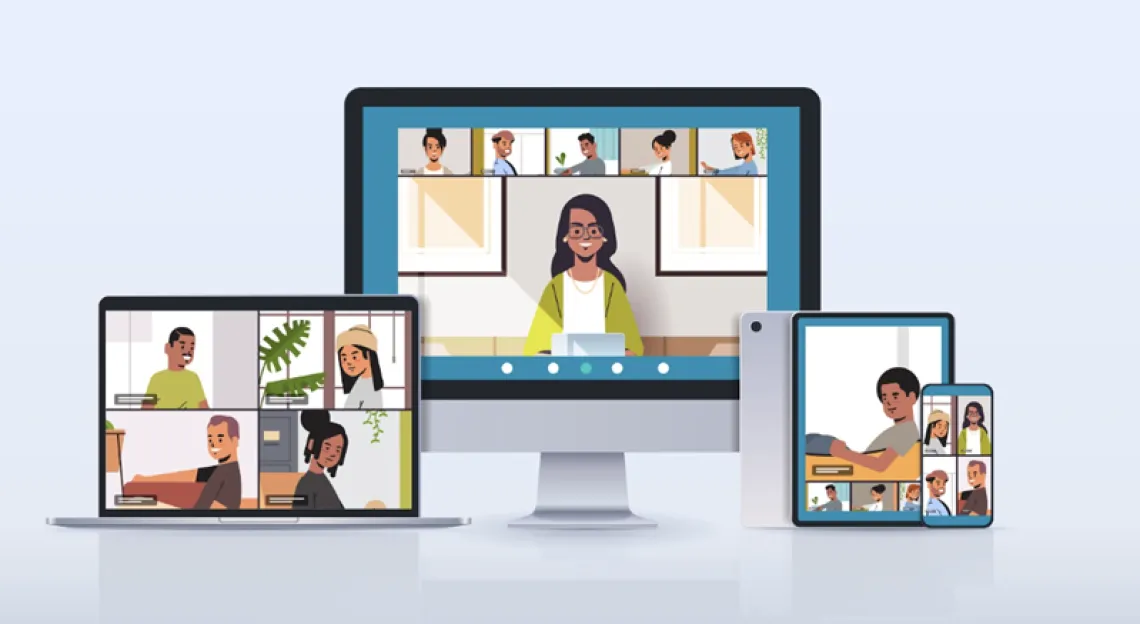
259,319 -> 311,376
263,372 -> 326,399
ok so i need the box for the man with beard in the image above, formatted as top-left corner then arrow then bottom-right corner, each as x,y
133,415 -> 242,510
925,469 -> 953,516
415,128 -> 454,175
489,130 -> 517,175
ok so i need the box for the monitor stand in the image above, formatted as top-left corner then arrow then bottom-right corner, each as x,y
509,452 -> 657,529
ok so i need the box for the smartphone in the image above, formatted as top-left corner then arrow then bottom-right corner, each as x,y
919,383 -> 993,528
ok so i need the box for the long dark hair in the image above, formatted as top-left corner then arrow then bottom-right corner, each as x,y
924,422 -> 948,447
339,345 -> 384,393
961,401 -> 988,432
550,194 -> 627,291
300,410 -> 349,477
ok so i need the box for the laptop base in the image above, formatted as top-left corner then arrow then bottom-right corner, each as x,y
508,452 -> 657,530
47,516 -> 469,528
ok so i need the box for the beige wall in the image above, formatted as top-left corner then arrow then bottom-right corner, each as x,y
399,176 -> 766,343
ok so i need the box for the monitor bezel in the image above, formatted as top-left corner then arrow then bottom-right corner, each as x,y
344,88 -> 821,400
98,295 -> 421,518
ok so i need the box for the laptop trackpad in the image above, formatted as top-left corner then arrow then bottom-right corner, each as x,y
217,517 -> 299,524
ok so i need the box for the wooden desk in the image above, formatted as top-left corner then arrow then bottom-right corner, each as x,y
805,445 -> 920,482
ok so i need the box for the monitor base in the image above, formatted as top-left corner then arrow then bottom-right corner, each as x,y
509,452 -> 657,530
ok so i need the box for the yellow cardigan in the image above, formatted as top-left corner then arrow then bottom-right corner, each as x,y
523,270 -> 644,356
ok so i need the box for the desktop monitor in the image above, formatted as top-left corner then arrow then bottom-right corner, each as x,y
345,88 -> 821,527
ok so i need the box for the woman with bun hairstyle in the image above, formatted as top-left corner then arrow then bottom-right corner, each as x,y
337,324 -> 385,409
292,410 -> 348,510
621,129 -> 677,175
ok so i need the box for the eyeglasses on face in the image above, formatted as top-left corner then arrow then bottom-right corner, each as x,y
567,224 -> 603,240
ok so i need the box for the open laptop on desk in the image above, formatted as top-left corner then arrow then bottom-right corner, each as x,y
48,295 -> 468,528
551,333 -> 626,356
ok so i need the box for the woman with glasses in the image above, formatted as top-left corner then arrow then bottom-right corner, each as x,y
522,193 -> 644,356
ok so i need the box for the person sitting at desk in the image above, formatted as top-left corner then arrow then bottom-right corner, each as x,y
862,484 -> 887,511
700,131 -> 760,176
901,483 -> 922,511
522,194 -> 643,356
810,484 -> 843,511
804,367 -> 922,473
620,130 -> 675,175
558,133 -> 606,176
132,414 -> 241,509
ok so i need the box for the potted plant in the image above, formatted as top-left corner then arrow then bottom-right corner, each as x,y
755,128 -> 768,160
105,419 -> 125,473
554,152 -> 567,173
258,319 -> 326,405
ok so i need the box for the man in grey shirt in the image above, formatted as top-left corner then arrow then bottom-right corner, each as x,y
825,367 -> 922,473
559,132 -> 607,176
810,484 -> 844,511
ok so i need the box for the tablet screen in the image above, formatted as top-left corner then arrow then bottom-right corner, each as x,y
792,313 -> 953,526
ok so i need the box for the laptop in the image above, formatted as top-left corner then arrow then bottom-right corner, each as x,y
48,295 -> 469,528
551,333 -> 626,356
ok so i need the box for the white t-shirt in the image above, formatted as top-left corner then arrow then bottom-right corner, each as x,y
966,428 -> 981,454
421,167 -> 444,175
864,501 -> 883,511
343,380 -> 384,409
646,160 -> 672,176
560,271 -> 605,334
925,438 -> 948,455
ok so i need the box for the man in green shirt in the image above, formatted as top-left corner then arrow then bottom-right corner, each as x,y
143,327 -> 208,409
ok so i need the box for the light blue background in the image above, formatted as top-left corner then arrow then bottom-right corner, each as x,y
364,106 -> 800,380
2,1 -> 1136,621
794,315 -> 951,523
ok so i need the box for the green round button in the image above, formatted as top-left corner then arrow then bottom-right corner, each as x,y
580,362 -> 593,374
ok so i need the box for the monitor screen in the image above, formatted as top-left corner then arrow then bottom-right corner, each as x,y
349,95 -> 817,399
101,304 -> 415,515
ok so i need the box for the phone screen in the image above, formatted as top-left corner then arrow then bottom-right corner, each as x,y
919,384 -> 993,528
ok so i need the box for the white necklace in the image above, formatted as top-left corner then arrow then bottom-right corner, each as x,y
570,269 -> 602,294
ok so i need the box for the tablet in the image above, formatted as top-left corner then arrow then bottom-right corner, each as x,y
740,312 -> 794,528
792,313 -> 954,527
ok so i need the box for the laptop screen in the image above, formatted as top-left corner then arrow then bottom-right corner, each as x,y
101,300 -> 416,515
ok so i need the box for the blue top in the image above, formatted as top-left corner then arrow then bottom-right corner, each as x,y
492,158 -> 516,175
712,159 -> 759,176
926,497 -> 952,516
901,500 -> 920,512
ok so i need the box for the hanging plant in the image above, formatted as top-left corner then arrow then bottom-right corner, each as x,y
755,128 -> 768,160
363,410 -> 389,444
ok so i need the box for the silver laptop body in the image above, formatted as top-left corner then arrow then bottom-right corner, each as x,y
48,295 -> 468,529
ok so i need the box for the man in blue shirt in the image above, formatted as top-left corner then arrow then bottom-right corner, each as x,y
925,469 -> 953,516
490,130 -> 517,175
